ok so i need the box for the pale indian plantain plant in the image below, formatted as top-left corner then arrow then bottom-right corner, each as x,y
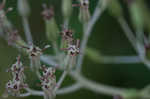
1,0 -> 150,99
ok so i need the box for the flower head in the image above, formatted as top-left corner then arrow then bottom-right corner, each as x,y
5,56 -> 27,97
60,28 -> 74,43
22,44 -> 50,57
40,65 -> 56,98
62,39 -> 80,56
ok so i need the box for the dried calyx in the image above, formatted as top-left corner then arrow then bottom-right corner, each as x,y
22,44 -> 50,57
80,0 -> 89,9
66,39 -> 80,56
72,0 -> 89,8
42,4 -> 54,20
73,0 -> 90,23
7,29 -> 20,45
5,56 -> 27,97
60,28 -> 74,43
21,44 -> 50,70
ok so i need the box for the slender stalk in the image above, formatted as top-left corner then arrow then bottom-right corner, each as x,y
56,83 -> 82,95
118,18 -> 138,52
118,18 -> 150,69
54,71 -> 68,92
101,56 -> 141,64
19,93 -> 31,97
55,54 -> 75,92
22,17 -> 33,44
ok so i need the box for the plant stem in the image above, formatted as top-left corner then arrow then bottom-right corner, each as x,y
54,71 -> 67,92
22,17 -> 33,44
101,56 -> 141,64
56,83 -> 82,95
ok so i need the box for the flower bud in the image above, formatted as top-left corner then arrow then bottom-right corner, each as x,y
42,5 -> 59,42
62,0 -> 72,20
17,0 -> 30,17
79,0 -> 90,23
46,18 -> 59,42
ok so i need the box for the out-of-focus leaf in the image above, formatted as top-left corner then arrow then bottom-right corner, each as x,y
46,18 -> 59,42
62,0 -> 72,20
107,0 -> 123,18
85,47 -> 101,63
129,2 -> 144,30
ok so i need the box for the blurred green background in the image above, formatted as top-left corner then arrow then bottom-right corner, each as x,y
1,0 -> 150,99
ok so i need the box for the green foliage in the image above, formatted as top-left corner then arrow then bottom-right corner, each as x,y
85,47 -> 101,64
46,18 -> 59,42
107,0 -> 123,18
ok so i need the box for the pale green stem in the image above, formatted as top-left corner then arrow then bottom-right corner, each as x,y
22,17 -> 33,44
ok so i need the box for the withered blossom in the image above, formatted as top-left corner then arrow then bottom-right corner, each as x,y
62,39 -> 80,56
4,56 -> 27,97
42,4 -> 54,20
40,65 -> 56,99
22,44 -> 50,70
60,28 -> 74,44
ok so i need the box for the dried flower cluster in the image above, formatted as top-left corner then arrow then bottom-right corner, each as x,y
40,65 -> 56,99
4,56 -> 27,97
21,44 -> 50,70
60,28 -> 80,56
1,0 -> 146,99
22,44 -> 50,57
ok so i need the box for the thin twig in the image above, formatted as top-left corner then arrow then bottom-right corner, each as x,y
54,71 -> 68,92
25,88 -> 44,96
118,18 -> 137,52
56,83 -> 82,95
19,93 -> 31,97
40,55 -> 58,66
101,56 -> 141,64
118,18 -> 150,69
